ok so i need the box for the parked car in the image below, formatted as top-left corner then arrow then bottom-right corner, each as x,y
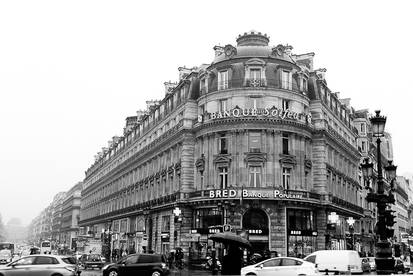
0,250 -> 12,265
366,257 -> 376,271
361,258 -> 371,272
240,256 -> 320,276
0,254 -> 80,276
102,253 -> 169,276
304,250 -> 363,274
80,253 -> 105,270
394,258 -> 410,274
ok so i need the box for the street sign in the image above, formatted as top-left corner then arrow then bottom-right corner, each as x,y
223,224 -> 232,232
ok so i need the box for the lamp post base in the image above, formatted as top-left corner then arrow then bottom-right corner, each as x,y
375,241 -> 395,275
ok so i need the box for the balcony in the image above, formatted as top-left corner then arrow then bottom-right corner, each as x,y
211,78 -> 303,93
331,196 -> 364,214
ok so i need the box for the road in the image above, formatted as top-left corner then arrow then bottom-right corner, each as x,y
80,268 -> 214,276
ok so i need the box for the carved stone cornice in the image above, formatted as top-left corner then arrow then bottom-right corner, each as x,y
168,165 -> 175,174
195,154 -> 206,172
213,154 -> 232,167
279,154 -> 297,167
244,152 -> 267,164
304,159 -> 313,170
174,160 -> 181,172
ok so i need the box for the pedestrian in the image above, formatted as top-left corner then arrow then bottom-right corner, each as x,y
168,251 -> 175,268
221,245 -> 242,275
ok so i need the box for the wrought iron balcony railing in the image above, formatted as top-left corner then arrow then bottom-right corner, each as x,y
210,78 -> 304,93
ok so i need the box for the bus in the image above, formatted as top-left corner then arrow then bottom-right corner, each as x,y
0,242 -> 15,255
40,240 -> 51,254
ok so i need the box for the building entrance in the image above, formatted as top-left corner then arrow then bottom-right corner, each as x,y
242,208 -> 269,255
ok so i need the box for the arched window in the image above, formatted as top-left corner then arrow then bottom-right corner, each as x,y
242,208 -> 269,232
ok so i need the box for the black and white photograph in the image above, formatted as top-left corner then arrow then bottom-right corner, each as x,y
1,1 -> 413,275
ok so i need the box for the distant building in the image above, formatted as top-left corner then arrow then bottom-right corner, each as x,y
60,182 -> 82,253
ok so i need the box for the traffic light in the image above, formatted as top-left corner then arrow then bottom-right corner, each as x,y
384,210 -> 396,227
394,243 -> 401,257
386,228 -> 394,239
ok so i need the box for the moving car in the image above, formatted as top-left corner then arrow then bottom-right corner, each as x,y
0,254 -> 79,276
304,250 -> 363,274
240,256 -> 319,276
80,253 -> 105,270
102,253 -> 169,276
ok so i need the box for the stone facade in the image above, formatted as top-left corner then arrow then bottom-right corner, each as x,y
78,31 -> 387,260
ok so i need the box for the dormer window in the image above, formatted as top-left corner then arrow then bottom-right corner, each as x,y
281,70 -> 292,90
218,70 -> 228,90
250,68 -> 261,80
244,58 -> 266,87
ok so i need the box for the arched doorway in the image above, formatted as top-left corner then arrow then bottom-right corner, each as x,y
242,208 -> 270,256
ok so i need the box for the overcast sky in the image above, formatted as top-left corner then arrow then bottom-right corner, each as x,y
1,0 -> 412,226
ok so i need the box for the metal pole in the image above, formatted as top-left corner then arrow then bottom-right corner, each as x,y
376,138 -> 384,194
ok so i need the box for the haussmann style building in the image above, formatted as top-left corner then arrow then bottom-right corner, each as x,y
79,31 -> 380,262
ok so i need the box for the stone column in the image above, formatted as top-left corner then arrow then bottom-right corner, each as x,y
316,208 -> 327,250
269,205 -> 286,255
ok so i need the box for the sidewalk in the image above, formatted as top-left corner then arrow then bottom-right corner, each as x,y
169,268 -> 240,276
170,268 -> 214,276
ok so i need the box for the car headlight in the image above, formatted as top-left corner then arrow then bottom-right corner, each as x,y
102,264 -> 110,270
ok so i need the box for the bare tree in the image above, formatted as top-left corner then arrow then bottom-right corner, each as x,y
0,213 -> 6,242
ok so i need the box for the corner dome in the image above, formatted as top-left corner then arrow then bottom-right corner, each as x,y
236,31 -> 270,46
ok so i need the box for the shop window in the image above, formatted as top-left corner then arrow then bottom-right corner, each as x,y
282,167 -> 291,190
282,133 -> 289,155
194,208 -> 223,229
218,133 -> 228,154
218,70 -> 228,90
218,167 -> 228,189
249,131 -> 261,152
249,166 -> 262,187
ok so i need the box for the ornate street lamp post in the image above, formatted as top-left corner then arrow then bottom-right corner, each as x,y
361,110 -> 397,274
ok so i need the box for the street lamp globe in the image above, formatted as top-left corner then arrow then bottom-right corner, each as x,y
385,160 -> 397,180
370,110 -> 386,137
361,158 -> 374,179
347,217 -> 355,226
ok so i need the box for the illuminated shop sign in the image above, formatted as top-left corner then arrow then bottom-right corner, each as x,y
247,229 -> 269,235
288,230 -> 318,236
205,107 -> 312,124
208,189 -> 303,200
